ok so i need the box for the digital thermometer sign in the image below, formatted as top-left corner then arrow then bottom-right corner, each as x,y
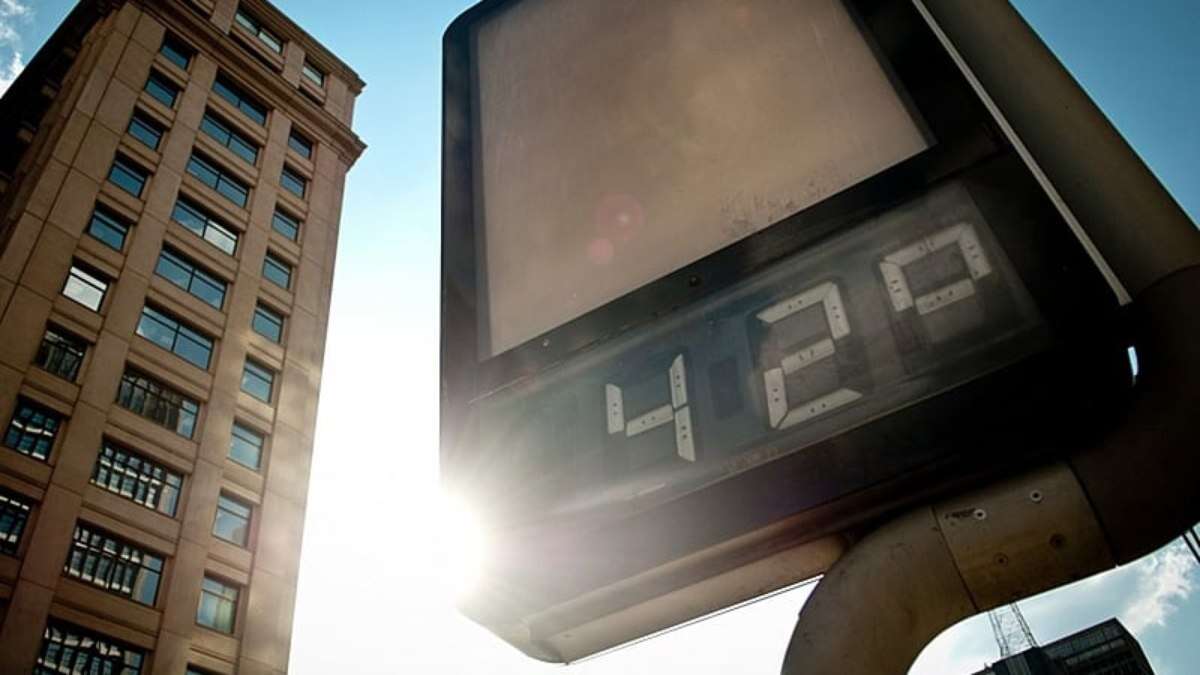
441,0 -> 1130,661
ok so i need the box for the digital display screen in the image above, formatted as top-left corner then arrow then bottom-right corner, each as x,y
472,183 -> 1043,520
472,0 -> 931,356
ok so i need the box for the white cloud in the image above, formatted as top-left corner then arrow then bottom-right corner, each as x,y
1121,541 -> 1197,634
0,0 -> 30,95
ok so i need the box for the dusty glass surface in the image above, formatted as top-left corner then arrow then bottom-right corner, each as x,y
474,0 -> 931,356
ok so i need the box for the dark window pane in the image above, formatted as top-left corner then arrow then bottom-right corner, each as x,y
262,254 -> 291,290
160,35 -> 192,70
64,523 -> 163,606
0,489 -> 33,556
187,154 -> 249,208
86,206 -> 130,250
109,157 -> 149,197
91,441 -> 183,516
136,306 -> 213,370
127,112 -> 163,150
144,71 -> 179,108
155,248 -> 227,309
115,370 -> 200,438
271,209 -> 300,241
171,198 -> 239,255
212,74 -> 268,126
200,112 -> 259,165
37,621 -> 145,675
251,304 -> 284,343
302,61 -> 325,87
4,400 -> 62,462
280,167 -> 306,198
35,328 -> 87,381
288,130 -> 312,159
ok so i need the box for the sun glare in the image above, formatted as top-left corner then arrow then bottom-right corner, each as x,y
434,494 -> 488,601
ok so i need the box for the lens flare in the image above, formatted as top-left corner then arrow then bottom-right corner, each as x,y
433,494 -> 488,601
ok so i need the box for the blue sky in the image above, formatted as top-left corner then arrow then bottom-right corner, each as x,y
7,1 -> 1199,674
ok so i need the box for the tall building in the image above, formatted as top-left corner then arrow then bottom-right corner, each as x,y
973,618 -> 1155,675
0,0 -> 363,673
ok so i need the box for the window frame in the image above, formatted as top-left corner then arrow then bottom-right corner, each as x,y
0,488 -> 33,556
271,207 -> 301,241
155,247 -> 228,309
213,74 -> 269,126
262,252 -> 292,290
212,493 -> 251,547
3,399 -> 63,462
35,326 -> 87,381
91,440 -> 184,517
144,69 -> 180,108
197,575 -> 241,634
280,165 -> 307,198
229,421 -> 265,470
241,359 -> 275,403
108,155 -> 151,198
63,262 -> 110,311
136,304 -> 216,370
171,196 -> 240,255
287,128 -> 313,159
251,303 -> 285,343
37,620 -> 145,675
199,110 -> 260,165
160,33 -> 194,70
86,204 -> 131,251
234,8 -> 283,54
187,153 -> 250,208
127,110 -> 165,151
64,522 -> 165,607
301,60 -> 326,88
116,369 -> 201,438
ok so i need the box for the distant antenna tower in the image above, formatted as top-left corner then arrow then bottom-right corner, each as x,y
988,603 -> 1038,658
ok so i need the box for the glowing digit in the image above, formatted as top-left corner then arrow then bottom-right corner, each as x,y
757,281 -> 862,430
879,222 -> 993,316
605,354 -> 695,462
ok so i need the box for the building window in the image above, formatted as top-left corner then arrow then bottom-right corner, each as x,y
144,69 -> 179,108
92,441 -> 183,517
301,60 -> 326,88
37,621 -> 146,675
108,155 -> 150,198
262,252 -> 292,290
0,489 -> 32,556
116,369 -> 200,438
156,247 -> 227,309
86,205 -> 131,250
213,494 -> 251,546
160,34 -> 193,70
213,74 -> 268,126
234,8 -> 282,53
229,421 -> 264,470
271,208 -> 300,241
172,197 -> 239,255
35,327 -> 87,381
63,263 -> 109,311
241,359 -> 274,403
127,110 -> 165,150
200,111 -> 259,165
64,523 -> 164,606
280,165 -> 307,198
136,305 -> 215,370
251,303 -> 284,344
187,153 -> 249,208
287,129 -> 313,159
197,576 -> 240,633
5,400 -> 62,461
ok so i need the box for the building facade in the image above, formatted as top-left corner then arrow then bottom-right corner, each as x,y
973,619 -> 1155,675
0,0 -> 363,673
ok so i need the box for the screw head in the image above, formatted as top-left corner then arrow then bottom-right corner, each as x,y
973,508 -> 987,521
1029,490 -> 1044,503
